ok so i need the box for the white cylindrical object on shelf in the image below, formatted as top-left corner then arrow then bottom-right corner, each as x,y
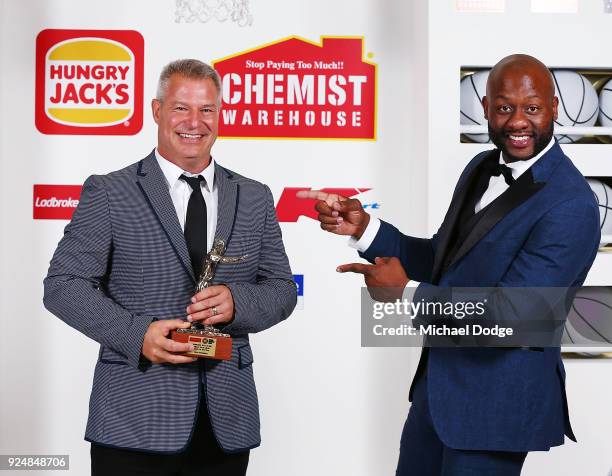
587,179 -> 612,245
460,70 -> 490,143
562,287 -> 612,348
552,70 -> 599,144
600,235 -> 612,247
599,78 -> 612,128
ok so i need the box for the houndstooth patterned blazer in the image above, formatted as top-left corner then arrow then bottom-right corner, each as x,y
43,151 -> 297,453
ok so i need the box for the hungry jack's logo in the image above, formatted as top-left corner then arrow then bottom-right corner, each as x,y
35,29 -> 144,135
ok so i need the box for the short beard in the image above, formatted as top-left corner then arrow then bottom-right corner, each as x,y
488,121 -> 554,162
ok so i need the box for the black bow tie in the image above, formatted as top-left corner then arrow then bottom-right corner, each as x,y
482,160 -> 515,186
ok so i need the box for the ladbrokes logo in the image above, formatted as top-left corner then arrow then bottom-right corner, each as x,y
33,185 -> 82,220
35,29 -> 144,135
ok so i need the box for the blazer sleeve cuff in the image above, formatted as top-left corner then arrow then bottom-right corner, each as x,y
348,218 -> 381,252
125,314 -> 157,370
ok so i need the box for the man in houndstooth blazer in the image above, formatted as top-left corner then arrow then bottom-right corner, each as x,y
43,59 -> 297,475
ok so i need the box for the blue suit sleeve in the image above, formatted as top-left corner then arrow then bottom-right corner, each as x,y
359,220 -> 438,283
356,152 -> 486,283
499,197 -> 600,287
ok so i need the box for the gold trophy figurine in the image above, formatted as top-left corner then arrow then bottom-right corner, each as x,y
171,238 -> 248,360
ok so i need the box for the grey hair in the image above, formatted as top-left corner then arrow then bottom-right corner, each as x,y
156,59 -> 222,104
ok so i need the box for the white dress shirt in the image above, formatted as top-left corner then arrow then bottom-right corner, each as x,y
350,137 -> 555,252
155,149 -> 218,252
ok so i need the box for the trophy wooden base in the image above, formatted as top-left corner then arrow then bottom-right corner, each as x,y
171,328 -> 232,360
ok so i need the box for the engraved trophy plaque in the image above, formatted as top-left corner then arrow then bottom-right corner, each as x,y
171,238 -> 247,360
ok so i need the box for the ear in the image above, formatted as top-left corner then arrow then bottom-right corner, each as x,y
482,95 -> 489,120
151,99 -> 161,125
552,96 -> 559,122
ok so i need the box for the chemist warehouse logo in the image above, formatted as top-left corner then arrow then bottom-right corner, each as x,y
35,29 -> 144,135
212,36 -> 377,140
276,187 -> 380,222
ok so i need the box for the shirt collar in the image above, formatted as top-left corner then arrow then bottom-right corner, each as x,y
155,148 -> 215,191
500,136 -> 555,178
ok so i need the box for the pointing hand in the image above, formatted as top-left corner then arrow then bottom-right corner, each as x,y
295,190 -> 370,239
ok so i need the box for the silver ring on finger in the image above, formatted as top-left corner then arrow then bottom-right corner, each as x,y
212,306 -> 218,317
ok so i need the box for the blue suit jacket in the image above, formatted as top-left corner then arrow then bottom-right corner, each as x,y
361,142 -> 600,451
43,152 -> 297,453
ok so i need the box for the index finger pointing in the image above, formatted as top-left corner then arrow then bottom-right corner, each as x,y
336,263 -> 374,275
296,190 -> 344,207
296,190 -> 330,200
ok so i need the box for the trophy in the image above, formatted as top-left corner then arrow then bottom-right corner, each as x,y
171,238 -> 247,360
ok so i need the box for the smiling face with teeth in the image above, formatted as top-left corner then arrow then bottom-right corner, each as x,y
152,74 -> 220,173
482,55 -> 558,162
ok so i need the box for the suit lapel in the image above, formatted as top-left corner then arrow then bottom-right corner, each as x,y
213,163 -> 238,246
434,140 -> 563,281
446,167 -> 544,272
430,151 -> 496,282
136,152 -> 195,281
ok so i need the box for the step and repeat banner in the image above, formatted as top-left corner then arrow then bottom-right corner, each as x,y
1,1 -> 423,475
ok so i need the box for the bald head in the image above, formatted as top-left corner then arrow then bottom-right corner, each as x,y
482,54 -> 558,162
486,54 -> 555,101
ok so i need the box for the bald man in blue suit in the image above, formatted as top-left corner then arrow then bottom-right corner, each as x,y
299,55 -> 600,475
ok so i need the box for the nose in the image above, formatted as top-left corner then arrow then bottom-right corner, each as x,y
507,108 -> 529,131
187,108 -> 200,128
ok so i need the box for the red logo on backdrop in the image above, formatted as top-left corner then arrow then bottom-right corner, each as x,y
276,187 -> 371,222
33,185 -> 82,220
213,36 -> 377,140
35,29 -> 144,135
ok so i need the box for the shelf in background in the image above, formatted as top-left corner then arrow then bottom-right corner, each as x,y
584,248 -> 612,286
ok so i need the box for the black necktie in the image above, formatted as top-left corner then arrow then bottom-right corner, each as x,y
180,175 -> 207,279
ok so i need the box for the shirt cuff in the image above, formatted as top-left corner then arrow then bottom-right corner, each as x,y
348,218 -> 381,252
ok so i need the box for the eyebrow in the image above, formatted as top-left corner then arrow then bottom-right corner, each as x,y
495,94 -> 542,100
171,102 -> 218,107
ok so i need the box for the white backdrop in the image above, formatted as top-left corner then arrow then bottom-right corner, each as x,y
0,0 -> 610,475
